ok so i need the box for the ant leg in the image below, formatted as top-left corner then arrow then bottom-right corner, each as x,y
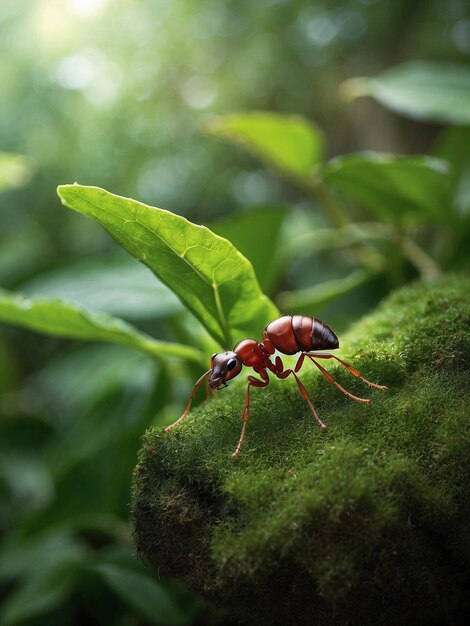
232,371 -> 269,460
205,377 -> 217,401
306,355 -> 371,403
312,354 -> 388,390
262,331 -> 275,355
294,353 -> 305,372
277,364 -> 327,429
163,369 -> 212,432
275,355 -> 284,373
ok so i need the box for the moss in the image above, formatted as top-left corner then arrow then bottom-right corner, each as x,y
132,277 -> 470,625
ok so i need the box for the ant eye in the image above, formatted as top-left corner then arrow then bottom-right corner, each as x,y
211,353 -> 217,360
226,358 -> 237,371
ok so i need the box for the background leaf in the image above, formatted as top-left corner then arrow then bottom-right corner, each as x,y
434,126 -> 470,218
0,289 -> 202,363
210,206 -> 287,295
0,533 -> 84,583
277,269 -> 377,313
28,345 -> 156,418
204,112 -> 324,185
322,152 -> 452,224
0,225 -> 49,287
58,185 -> 279,348
94,562 -> 192,626
20,252 -> 182,321
0,542 -> 86,626
343,61 -> 470,125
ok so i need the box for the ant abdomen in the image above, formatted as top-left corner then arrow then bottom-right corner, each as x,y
264,315 -> 339,355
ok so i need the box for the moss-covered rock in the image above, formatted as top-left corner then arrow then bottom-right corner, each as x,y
132,278 -> 470,625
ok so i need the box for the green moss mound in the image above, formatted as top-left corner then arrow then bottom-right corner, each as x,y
132,278 -> 470,625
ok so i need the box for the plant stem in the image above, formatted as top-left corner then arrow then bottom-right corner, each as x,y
305,178 -> 349,228
401,237 -> 443,281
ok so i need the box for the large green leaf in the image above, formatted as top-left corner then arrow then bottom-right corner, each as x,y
204,112 -> 324,184
322,152 -> 452,224
343,61 -> 470,125
58,184 -> 278,348
0,289 -> 202,364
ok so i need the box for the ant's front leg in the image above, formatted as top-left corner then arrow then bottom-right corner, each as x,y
205,376 -> 217,401
232,370 -> 269,459
164,369 -> 212,432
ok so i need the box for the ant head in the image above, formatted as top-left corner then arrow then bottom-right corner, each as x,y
209,351 -> 243,389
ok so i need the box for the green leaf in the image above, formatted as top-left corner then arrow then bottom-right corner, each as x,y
0,543 -> 86,626
453,165 -> 470,217
0,289 -> 202,364
322,152 -> 452,225
20,253 -> 182,321
0,225 -> 48,286
204,112 -> 324,184
342,61 -> 470,125
0,152 -> 35,191
30,345 -> 156,418
0,454 -> 54,516
94,562 -> 191,626
434,126 -> 470,218
0,568 -> 77,626
210,205 -> 287,295
277,269 -> 376,313
0,532 -> 85,582
57,184 -> 279,348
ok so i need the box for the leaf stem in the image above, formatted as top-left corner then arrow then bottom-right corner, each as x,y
401,237 -> 443,281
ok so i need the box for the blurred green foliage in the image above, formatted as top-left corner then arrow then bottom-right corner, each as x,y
1,0 -> 469,624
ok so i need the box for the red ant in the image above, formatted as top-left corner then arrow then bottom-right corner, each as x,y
164,315 -> 387,459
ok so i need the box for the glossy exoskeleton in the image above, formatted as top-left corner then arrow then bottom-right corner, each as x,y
164,315 -> 387,458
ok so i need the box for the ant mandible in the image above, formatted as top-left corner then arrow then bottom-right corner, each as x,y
164,315 -> 387,459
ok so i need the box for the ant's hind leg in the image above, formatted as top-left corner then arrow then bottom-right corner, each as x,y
306,355 -> 371,403
312,354 -> 388,390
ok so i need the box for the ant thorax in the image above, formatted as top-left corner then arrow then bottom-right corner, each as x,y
234,339 -> 272,370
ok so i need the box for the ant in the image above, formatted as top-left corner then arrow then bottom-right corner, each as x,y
164,315 -> 387,459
